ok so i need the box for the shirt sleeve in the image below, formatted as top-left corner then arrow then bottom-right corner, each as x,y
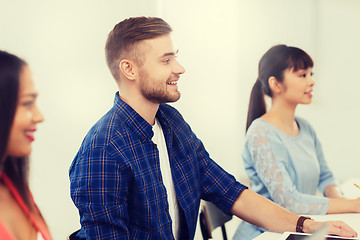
193,134 -> 248,215
69,147 -> 130,239
312,127 -> 338,194
246,123 -> 329,215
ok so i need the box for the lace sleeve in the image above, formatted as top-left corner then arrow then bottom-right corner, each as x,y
247,123 -> 329,215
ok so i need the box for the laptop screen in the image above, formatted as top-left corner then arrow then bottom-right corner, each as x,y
284,233 -> 357,240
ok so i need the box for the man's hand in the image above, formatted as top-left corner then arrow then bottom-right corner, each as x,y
303,219 -> 357,238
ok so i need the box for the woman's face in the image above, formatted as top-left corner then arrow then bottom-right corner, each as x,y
6,65 -> 44,157
280,67 -> 315,105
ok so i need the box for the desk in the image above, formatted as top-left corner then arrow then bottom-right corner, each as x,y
254,213 -> 360,240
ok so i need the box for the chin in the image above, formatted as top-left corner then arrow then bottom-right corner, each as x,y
167,97 -> 180,103
9,150 -> 31,158
168,93 -> 181,103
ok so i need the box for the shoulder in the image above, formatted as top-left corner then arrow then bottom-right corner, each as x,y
69,110 -> 131,176
0,217 -> 15,240
78,108 -> 130,155
245,118 -> 286,149
157,104 -> 200,146
158,103 -> 184,121
295,116 -> 311,127
296,116 -> 316,136
245,119 -> 271,145
247,118 -> 272,137
0,183 -> 31,240
158,104 -> 189,131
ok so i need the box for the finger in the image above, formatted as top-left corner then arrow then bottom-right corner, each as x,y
333,221 -> 358,237
328,222 -> 357,238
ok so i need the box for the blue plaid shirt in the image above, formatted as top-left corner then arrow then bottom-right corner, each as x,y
69,93 -> 247,239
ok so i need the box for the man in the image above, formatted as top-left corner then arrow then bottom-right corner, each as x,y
69,17 -> 356,239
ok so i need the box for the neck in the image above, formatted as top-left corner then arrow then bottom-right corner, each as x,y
118,90 -> 159,126
261,98 -> 299,136
266,108 -> 296,127
268,98 -> 297,124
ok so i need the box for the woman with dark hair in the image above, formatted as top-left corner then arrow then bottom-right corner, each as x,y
233,45 -> 360,239
0,50 -> 52,240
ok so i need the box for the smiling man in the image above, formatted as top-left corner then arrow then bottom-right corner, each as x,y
68,17 -> 357,240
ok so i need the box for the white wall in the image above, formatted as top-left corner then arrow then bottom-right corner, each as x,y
159,0 -> 320,180
312,0 -> 360,182
1,1 -> 360,239
0,1 -> 158,239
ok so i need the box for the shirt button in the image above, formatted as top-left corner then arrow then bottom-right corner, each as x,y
154,144 -> 157,149
159,175 -> 162,181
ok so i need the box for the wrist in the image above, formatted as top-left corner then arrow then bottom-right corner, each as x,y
296,216 -> 312,233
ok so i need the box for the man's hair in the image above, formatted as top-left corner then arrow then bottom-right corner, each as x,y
105,17 -> 172,81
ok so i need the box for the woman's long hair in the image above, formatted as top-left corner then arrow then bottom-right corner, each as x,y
246,45 -> 314,132
0,50 -> 32,208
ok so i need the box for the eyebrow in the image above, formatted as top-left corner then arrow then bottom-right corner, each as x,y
20,93 -> 38,98
159,50 -> 179,58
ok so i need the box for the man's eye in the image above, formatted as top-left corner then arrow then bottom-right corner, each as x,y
163,59 -> 170,64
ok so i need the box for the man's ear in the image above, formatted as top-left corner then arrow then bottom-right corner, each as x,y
119,59 -> 137,80
268,76 -> 283,94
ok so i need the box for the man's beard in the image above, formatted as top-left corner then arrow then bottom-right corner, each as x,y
139,70 -> 181,104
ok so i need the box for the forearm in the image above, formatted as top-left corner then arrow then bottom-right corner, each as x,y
230,189 -> 299,233
325,186 -> 360,213
327,198 -> 360,214
231,189 -> 358,237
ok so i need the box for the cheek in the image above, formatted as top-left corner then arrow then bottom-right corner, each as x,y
150,66 -> 172,80
7,129 -> 24,157
285,83 -> 301,93
13,109 -> 31,128
9,116 -> 25,142
9,110 -> 30,140
7,118 -> 32,157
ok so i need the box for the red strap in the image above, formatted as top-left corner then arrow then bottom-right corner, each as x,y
0,173 -> 52,240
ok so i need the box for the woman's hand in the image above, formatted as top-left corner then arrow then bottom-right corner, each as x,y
353,198 -> 360,213
328,198 -> 360,214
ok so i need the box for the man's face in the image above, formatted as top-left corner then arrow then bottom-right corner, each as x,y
137,34 -> 185,104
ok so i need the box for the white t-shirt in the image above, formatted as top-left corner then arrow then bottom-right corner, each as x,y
152,118 -> 180,239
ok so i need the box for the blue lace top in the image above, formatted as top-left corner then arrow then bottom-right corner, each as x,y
233,117 -> 338,240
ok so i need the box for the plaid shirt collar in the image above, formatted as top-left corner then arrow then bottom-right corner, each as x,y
113,92 -> 170,142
